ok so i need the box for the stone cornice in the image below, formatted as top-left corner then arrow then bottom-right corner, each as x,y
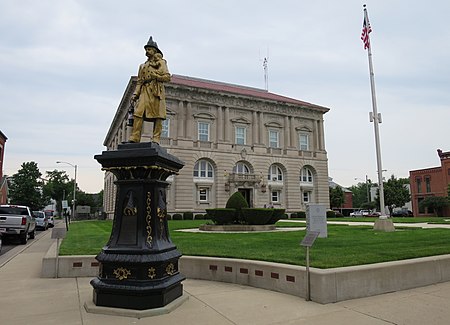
165,85 -> 325,120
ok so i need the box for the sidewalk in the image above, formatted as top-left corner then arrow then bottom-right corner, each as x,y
2,225 -> 450,324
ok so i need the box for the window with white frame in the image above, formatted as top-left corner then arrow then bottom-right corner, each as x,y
272,191 -> 280,203
198,188 -> 209,202
300,167 -> 313,183
235,126 -> 246,145
193,160 -> 214,179
299,133 -> 309,151
198,122 -> 210,141
269,130 -> 279,148
303,191 -> 311,203
162,119 -> 170,138
268,165 -> 283,182
234,162 -> 250,174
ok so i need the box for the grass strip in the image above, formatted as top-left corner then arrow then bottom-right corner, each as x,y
59,220 -> 450,268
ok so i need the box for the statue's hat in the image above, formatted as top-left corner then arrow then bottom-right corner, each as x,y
144,36 -> 163,55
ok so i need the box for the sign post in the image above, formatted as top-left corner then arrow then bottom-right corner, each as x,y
62,200 -> 69,231
300,231 -> 320,301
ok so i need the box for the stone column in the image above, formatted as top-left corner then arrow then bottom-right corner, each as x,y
177,101 -> 185,138
224,106 -> 230,142
259,111 -> 264,145
217,106 -> 223,142
290,117 -> 296,148
252,111 -> 258,144
284,115 -> 289,149
185,102 -> 193,139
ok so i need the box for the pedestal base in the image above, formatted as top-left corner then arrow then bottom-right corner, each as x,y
85,291 -> 189,318
92,275 -> 184,310
373,218 -> 395,232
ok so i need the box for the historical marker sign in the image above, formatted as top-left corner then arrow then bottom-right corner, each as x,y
300,231 -> 320,247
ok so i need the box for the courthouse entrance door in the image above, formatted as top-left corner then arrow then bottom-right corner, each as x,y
238,188 -> 252,207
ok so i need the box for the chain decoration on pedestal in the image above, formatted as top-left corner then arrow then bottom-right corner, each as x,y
146,191 -> 153,246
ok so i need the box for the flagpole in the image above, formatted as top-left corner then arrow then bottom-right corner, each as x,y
363,5 -> 387,217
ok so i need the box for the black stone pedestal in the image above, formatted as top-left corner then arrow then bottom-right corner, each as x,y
91,142 -> 185,310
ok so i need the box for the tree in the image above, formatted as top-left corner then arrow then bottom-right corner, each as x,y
350,179 -> 373,208
419,196 -> 449,217
376,175 -> 410,215
9,161 -> 47,210
329,185 -> 345,209
42,170 -> 71,216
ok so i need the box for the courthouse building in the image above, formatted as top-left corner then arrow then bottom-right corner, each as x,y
102,75 -> 330,218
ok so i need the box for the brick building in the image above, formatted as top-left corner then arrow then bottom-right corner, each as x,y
409,149 -> 450,217
102,75 -> 330,218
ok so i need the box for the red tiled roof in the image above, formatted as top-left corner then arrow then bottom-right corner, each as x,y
169,75 -> 329,112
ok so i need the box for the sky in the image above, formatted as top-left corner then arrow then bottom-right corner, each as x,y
1,0 -> 449,193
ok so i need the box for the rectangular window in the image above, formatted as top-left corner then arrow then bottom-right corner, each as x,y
303,191 -> 310,203
425,176 -> 431,193
416,177 -> 422,193
269,130 -> 279,148
271,191 -> 280,203
299,133 -> 309,151
198,122 -> 210,141
235,126 -> 246,145
199,188 -> 209,202
162,119 -> 170,138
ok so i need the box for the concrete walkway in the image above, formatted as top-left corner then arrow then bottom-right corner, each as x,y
2,224 -> 450,324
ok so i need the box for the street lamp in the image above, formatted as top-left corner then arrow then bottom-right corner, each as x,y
56,161 -> 77,229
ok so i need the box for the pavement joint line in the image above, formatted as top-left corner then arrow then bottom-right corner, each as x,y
186,290 -> 239,325
76,277 -> 86,325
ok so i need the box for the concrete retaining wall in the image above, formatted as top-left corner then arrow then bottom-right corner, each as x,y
41,245 -> 450,304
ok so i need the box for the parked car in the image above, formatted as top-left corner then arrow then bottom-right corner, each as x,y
32,211 -> 48,230
0,205 -> 36,244
392,210 -> 413,217
350,210 -> 370,217
44,210 -> 55,228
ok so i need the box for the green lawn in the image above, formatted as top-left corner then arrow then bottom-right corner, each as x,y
59,219 -> 450,268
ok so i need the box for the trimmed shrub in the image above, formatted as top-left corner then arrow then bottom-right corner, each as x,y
206,208 -> 236,225
166,214 -> 172,220
296,211 -> 306,219
225,191 -> 249,223
327,210 -> 336,218
172,213 -> 183,220
268,208 -> 285,224
326,210 -> 336,218
241,208 -> 273,225
205,209 -> 215,220
183,211 -> 194,220
194,214 -> 204,220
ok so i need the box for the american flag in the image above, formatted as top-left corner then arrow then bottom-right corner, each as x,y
361,14 -> 372,50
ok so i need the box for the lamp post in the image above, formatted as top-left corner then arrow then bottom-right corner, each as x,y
56,161 -> 77,230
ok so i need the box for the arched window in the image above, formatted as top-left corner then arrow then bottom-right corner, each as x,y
193,160 -> 214,179
268,165 -> 283,182
300,167 -> 313,183
233,162 -> 250,174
